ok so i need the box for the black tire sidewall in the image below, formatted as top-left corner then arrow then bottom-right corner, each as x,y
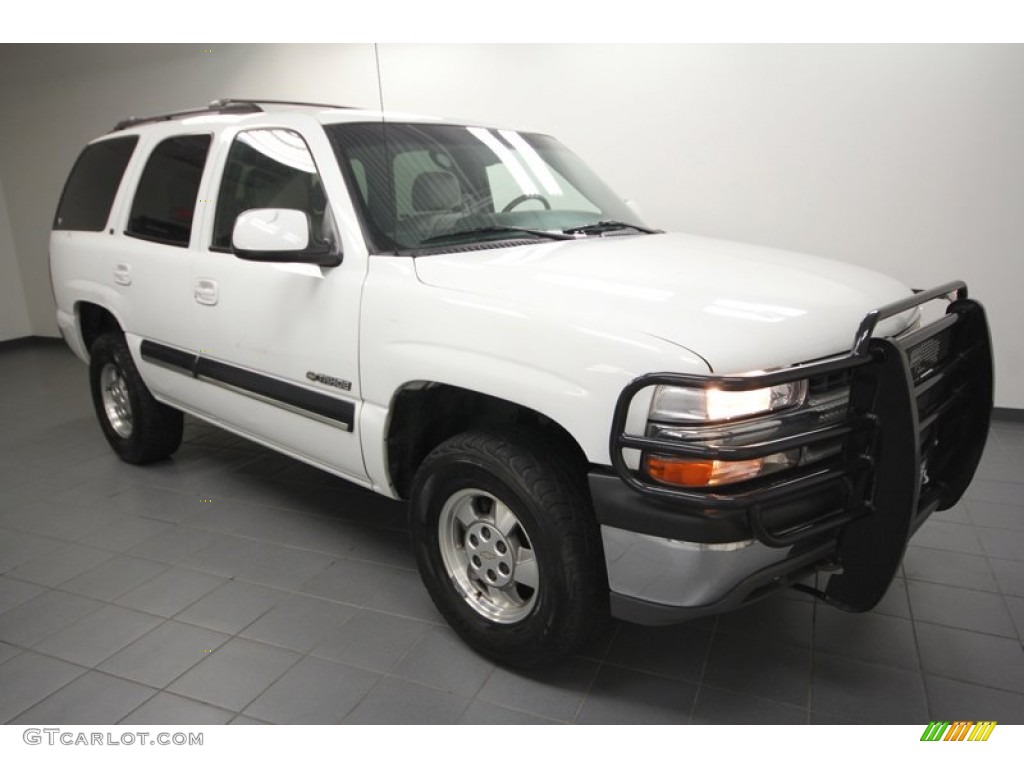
90,335 -> 138,460
410,436 -> 594,665
88,333 -> 181,464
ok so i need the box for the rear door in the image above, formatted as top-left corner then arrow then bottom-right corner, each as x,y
107,132 -> 213,408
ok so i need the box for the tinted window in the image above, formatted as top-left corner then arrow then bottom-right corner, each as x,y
54,136 -> 138,231
349,157 -> 369,205
126,135 -> 211,247
326,122 -> 642,253
212,129 -> 332,251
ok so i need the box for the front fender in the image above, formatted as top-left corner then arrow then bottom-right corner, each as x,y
357,257 -> 710,489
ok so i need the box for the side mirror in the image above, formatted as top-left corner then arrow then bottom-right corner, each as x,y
231,209 -> 341,267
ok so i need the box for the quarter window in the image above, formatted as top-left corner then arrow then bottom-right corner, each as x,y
212,129 -> 333,252
54,136 -> 138,231
126,135 -> 211,247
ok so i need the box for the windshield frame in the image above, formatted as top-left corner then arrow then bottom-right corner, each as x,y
324,120 -> 651,256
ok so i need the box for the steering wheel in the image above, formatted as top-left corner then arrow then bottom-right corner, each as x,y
502,194 -> 551,212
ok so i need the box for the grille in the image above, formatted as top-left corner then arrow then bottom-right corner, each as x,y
808,369 -> 852,397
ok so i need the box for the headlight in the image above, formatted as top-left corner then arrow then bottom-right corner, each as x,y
642,378 -> 847,489
649,380 -> 807,423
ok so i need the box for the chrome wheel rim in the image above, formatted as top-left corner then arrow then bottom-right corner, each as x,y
438,488 -> 539,624
100,363 -> 133,438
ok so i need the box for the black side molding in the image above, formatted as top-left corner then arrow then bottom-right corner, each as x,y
140,339 -> 197,375
139,339 -> 354,431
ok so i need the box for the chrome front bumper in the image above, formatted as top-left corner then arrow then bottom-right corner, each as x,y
600,524 -> 834,625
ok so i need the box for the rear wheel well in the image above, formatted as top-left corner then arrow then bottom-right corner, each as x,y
386,383 -> 589,499
78,303 -> 122,353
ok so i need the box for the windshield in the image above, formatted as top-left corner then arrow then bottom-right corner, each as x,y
325,122 -> 651,253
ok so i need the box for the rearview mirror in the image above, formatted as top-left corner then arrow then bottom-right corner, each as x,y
231,209 -> 341,267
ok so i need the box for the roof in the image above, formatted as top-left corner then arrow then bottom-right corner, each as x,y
110,98 -> 447,132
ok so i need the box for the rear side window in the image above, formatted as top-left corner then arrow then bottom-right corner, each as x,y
126,135 -> 212,247
53,136 -> 138,231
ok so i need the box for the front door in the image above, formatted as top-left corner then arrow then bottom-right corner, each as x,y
185,124 -> 367,483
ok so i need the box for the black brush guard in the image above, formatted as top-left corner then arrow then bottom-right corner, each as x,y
609,282 -> 993,611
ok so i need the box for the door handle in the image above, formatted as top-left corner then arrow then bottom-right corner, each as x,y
194,278 -> 219,306
113,263 -> 132,286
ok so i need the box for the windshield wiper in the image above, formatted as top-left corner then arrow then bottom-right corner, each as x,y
420,226 -> 575,246
562,220 -> 661,236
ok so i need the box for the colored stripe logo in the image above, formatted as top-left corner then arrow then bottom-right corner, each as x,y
920,721 -> 997,741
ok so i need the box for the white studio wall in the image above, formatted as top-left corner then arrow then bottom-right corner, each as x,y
0,43 -> 1020,407
0,44 -> 380,341
0,172 -> 32,342
376,44 -> 1024,409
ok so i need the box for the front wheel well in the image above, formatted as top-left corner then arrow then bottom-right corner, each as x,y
386,383 -> 589,499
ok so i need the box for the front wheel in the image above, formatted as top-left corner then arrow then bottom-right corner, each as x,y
409,429 -> 607,666
89,333 -> 183,464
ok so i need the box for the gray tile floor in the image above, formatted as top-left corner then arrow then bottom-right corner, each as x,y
1,341 -> 1022,725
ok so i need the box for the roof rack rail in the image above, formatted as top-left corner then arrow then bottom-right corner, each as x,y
112,98 -> 357,131
112,99 -> 261,131
215,98 -> 359,111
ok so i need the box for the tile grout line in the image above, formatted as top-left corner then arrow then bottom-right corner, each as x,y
901,569 -> 935,720
3,584 -> 361,723
2,656 -> 91,725
226,648 -> 308,724
806,578 -> 818,725
568,619 -> 620,724
686,613 -> 719,724
116,688 -> 237,725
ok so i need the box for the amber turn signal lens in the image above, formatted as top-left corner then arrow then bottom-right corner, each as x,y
644,456 -> 716,487
643,454 -> 770,487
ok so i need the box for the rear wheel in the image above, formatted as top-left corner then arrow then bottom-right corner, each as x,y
409,429 -> 607,666
89,332 -> 183,464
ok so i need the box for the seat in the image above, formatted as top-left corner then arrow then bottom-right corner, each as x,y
412,171 -> 461,212
397,171 -> 464,245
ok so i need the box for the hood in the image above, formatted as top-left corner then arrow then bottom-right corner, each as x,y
413,232 -> 916,374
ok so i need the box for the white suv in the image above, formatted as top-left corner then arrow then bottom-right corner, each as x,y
50,99 -> 994,665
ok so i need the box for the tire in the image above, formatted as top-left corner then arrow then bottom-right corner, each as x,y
89,332 -> 183,464
409,429 -> 607,666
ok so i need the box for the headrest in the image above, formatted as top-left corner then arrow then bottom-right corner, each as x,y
412,171 -> 460,212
